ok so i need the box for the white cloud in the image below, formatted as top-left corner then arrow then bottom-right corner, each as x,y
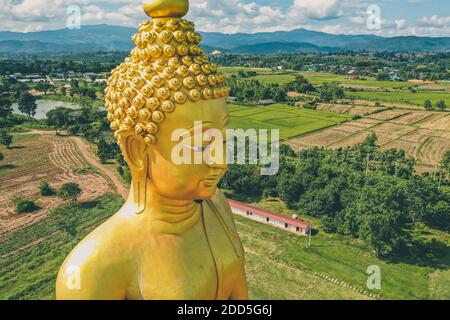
0,0 -> 447,38
419,15 -> 450,28
289,0 -> 343,20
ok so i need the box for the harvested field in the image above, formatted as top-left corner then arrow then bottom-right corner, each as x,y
418,137 -> 450,166
392,112 -> 433,125
419,114 -> 450,131
402,129 -> 435,143
371,123 -> 417,139
329,131 -> 371,149
0,133 -> 111,235
316,104 -> 385,117
347,118 -> 380,129
368,110 -> 410,121
317,104 -> 353,114
286,109 -> 450,172
332,124 -> 364,133
291,129 -> 353,147
347,106 -> 385,116
382,140 -> 419,159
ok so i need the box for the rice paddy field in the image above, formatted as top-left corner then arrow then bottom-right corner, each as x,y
299,72 -> 419,89
287,109 -> 450,173
228,103 -> 353,140
345,90 -> 450,106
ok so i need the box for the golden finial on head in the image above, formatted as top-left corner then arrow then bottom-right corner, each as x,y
143,0 -> 189,18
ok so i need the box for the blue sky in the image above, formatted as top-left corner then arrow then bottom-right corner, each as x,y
0,0 -> 449,36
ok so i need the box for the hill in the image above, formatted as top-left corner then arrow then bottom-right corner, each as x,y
0,25 -> 448,54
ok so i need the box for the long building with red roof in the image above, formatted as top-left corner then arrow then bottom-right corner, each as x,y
228,199 -> 311,236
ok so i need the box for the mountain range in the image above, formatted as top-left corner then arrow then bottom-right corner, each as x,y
0,24 -> 449,54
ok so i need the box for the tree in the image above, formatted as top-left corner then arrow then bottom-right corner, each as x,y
424,100 -> 433,111
0,131 -> 13,149
36,82 -> 51,95
363,132 -> 378,147
15,199 -> 39,214
0,96 -> 12,118
18,92 -> 37,119
39,181 -> 55,196
58,183 -> 82,201
47,107 -> 70,134
436,100 -> 447,111
376,72 -> 390,81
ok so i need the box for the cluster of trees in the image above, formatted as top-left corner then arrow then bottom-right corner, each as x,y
212,52 -> 450,81
68,79 -> 101,99
0,52 -> 126,75
221,135 -> 449,259
227,74 -> 342,104
424,99 -> 447,111
227,78 -> 288,103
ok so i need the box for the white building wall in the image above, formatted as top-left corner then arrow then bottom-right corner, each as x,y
230,205 -> 309,236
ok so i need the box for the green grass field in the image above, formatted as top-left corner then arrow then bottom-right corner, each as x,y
237,199 -> 450,300
228,103 -> 353,140
300,72 -> 419,89
346,90 -> 450,106
0,193 -> 448,300
0,193 -> 124,300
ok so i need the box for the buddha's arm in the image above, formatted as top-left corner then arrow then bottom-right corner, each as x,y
230,263 -> 249,300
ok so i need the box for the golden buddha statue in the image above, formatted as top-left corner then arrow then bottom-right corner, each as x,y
56,0 -> 248,300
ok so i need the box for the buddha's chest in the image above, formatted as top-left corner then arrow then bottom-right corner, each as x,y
131,206 -> 243,300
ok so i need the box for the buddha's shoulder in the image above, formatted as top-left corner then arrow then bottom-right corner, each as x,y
56,214 -> 139,299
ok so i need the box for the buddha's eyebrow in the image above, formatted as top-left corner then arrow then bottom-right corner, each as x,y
184,121 -> 213,135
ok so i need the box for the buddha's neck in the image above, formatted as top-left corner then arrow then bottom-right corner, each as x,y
128,182 -> 202,234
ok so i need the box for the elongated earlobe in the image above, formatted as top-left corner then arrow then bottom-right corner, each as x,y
118,130 -> 148,214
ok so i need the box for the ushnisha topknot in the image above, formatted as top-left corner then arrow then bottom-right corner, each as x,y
105,0 -> 230,145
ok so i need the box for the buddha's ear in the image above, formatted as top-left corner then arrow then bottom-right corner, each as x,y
117,130 -> 148,214
117,130 -> 148,170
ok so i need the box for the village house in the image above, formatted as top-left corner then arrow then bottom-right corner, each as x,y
229,199 -> 311,236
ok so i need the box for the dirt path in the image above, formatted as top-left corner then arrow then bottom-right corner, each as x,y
25,130 -> 129,200
70,136 -> 129,199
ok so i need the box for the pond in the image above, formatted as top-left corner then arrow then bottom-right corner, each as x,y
12,100 -> 80,120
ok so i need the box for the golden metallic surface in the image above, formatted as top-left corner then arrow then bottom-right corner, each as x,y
144,0 -> 189,18
56,0 -> 247,300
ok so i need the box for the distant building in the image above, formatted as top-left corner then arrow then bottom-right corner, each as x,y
211,50 -> 223,56
229,199 -> 311,236
227,96 -> 238,102
258,99 -> 275,106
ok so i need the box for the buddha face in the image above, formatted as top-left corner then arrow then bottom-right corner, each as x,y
145,98 -> 229,201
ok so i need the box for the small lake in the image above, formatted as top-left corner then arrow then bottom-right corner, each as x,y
12,100 -> 80,120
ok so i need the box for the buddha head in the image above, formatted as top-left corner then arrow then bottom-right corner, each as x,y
104,0 -> 230,212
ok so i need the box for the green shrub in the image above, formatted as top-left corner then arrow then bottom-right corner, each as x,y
58,183 -> 82,200
15,199 -> 38,214
0,152 -> 4,161
39,181 -> 55,196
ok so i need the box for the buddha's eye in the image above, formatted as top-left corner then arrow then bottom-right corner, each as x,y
182,143 -> 206,152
